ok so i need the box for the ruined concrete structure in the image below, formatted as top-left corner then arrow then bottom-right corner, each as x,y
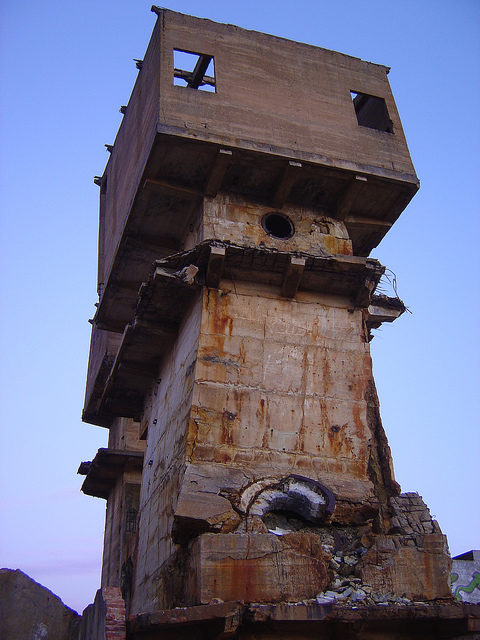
0,569 -> 80,640
79,8 -> 479,638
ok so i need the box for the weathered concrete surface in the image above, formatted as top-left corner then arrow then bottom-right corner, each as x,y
130,293 -> 203,614
186,532 -> 330,604
190,283 -> 380,481
89,7 -> 419,339
79,10 -> 456,635
124,274 -> 403,612
123,276 -> 452,613
91,419 -> 145,593
203,194 -> 352,256
128,600 -> 480,639
0,569 -> 79,640
358,533 -> 452,601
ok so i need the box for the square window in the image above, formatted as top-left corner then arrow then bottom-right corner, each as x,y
173,49 -> 215,92
350,91 -> 393,133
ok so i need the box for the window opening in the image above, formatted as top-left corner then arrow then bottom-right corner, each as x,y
350,91 -> 393,133
124,483 -> 140,535
125,507 -> 138,534
262,212 -> 295,239
173,49 -> 215,92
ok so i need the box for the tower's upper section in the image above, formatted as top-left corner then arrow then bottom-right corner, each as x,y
94,8 -> 418,332
85,9 -> 418,426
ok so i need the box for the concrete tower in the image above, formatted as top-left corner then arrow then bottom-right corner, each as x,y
78,9 -> 474,639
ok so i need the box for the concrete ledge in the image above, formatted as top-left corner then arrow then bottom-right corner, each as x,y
128,600 -> 480,638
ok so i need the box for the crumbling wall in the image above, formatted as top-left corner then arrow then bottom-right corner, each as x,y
123,277 -> 452,611
0,569 -> 79,640
78,587 -> 125,640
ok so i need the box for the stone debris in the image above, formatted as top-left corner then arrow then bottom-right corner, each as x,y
389,493 -> 440,537
314,578 -> 415,607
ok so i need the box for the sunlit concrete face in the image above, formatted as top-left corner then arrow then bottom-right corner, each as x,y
202,194 -> 353,256
191,284 -> 372,475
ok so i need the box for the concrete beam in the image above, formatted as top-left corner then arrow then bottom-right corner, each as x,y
281,256 -> 305,298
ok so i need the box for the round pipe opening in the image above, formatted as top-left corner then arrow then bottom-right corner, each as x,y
261,212 -> 295,240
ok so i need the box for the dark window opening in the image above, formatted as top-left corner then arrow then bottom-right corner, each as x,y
173,49 -> 215,92
350,91 -> 393,133
262,212 -> 295,239
124,483 -> 140,535
121,557 -> 134,616
125,507 -> 138,534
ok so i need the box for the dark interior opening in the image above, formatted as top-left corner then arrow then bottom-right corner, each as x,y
262,212 -> 295,239
351,91 -> 393,133
263,510 -> 308,533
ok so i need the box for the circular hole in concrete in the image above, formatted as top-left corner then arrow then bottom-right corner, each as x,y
262,212 -> 295,239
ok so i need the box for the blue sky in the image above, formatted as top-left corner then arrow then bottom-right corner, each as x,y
1,0 -> 479,614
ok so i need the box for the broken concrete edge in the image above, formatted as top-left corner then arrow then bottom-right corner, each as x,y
0,568 -> 81,616
248,600 -> 480,624
86,240 -> 390,426
97,238 -> 385,325
367,293 -> 407,334
149,238 -> 382,280
370,293 -> 406,311
129,601 -> 242,631
127,600 -> 480,632
77,448 -> 144,475
237,474 -> 336,520
79,586 -> 126,640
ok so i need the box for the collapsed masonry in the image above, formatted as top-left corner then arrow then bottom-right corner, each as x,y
78,8 -> 479,638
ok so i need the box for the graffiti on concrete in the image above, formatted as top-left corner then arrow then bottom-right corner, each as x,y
451,551 -> 480,604
451,571 -> 480,602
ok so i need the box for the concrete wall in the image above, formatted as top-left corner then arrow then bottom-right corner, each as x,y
101,419 -> 144,589
0,569 -> 79,640
108,417 -> 145,452
203,193 -> 352,256
100,20 -> 161,289
131,292 -> 202,614
452,550 -> 480,604
101,478 -> 122,587
158,10 -> 415,180
191,282 -> 375,490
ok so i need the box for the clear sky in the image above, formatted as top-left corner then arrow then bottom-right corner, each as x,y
0,0 -> 479,615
